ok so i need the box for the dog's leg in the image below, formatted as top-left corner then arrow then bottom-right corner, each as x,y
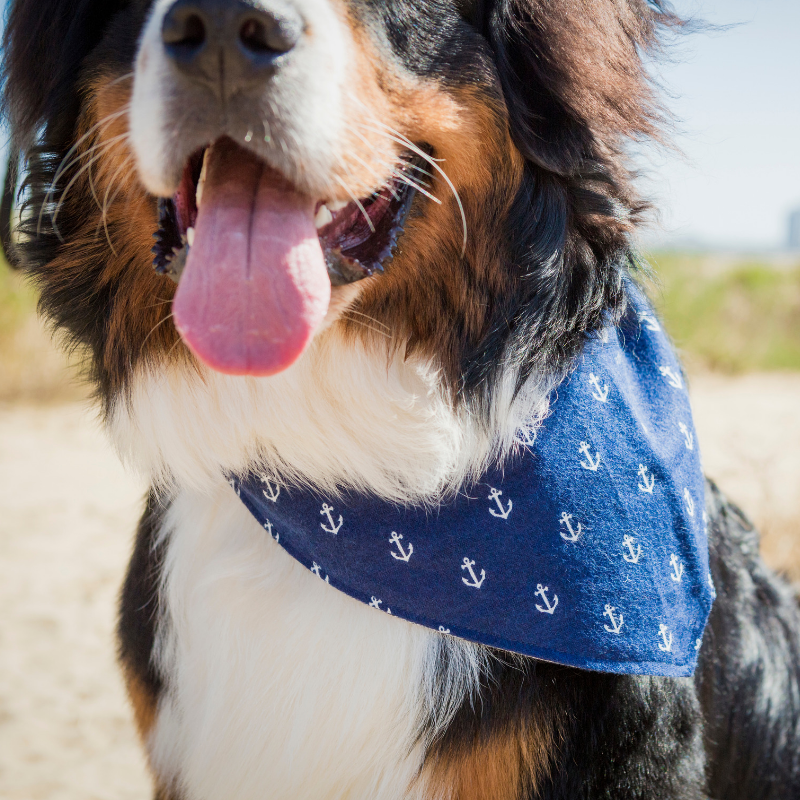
118,490 -> 170,796
698,480 -> 800,799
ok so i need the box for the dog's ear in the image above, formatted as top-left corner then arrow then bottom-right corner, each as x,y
1,0 -> 126,148
487,0 -> 681,176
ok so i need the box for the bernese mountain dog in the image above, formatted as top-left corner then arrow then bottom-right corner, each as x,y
3,0 -> 800,797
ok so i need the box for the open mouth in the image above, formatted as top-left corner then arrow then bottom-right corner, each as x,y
150,137 -> 424,377
153,141 -> 421,286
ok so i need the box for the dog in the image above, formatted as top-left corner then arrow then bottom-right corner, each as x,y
4,0 -> 800,797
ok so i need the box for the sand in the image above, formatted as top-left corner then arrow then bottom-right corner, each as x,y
1,373 -> 799,799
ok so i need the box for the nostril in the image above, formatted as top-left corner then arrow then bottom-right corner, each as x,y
179,13 -> 206,47
239,18 -> 270,53
239,13 -> 300,56
162,7 -> 207,56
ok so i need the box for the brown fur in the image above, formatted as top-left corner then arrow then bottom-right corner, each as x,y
423,712 -> 556,800
121,665 -> 159,741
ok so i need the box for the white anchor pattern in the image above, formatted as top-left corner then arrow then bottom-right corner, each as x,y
559,512 -> 583,543
588,373 -> 610,403
320,502 -> 343,535
461,558 -> 486,589
637,464 -> 655,494
263,518 -> 279,543
487,487 -> 512,519
228,285 -> 715,678
603,604 -> 624,634
578,441 -> 601,471
389,532 -> 413,562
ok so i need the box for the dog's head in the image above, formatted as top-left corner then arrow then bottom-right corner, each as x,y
2,0 -> 677,411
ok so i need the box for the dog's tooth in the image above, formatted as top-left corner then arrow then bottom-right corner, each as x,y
315,204 -> 333,229
186,226 -> 195,246
196,151 -> 208,208
327,200 -> 348,212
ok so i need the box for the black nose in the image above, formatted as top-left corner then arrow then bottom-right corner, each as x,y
162,0 -> 302,93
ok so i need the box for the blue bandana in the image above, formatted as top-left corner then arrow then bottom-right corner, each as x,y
230,284 -> 715,677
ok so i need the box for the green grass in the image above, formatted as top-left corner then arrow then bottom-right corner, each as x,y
0,256 -> 38,343
644,252 -> 800,373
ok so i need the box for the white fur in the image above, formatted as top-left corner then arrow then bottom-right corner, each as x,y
148,480 -> 487,799
110,327 -> 551,504
130,0 -> 351,198
112,325 -> 551,796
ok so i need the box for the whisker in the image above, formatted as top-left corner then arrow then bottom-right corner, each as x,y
343,308 -> 390,332
334,175 -> 375,234
105,72 -> 135,88
391,170 -> 441,205
47,110 -> 129,188
141,311 -> 175,354
101,154 -> 136,255
356,121 -> 467,256
342,312 -> 391,339
343,149 -> 400,202
399,161 -> 434,180
143,297 -> 176,310
47,132 -> 131,240
51,107 -> 130,186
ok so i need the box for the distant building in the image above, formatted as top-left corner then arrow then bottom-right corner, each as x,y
790,208 -> 800,250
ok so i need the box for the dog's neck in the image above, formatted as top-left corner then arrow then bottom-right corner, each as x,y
109,325 -> 552,502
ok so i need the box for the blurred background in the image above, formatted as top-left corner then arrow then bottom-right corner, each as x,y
1,0 -> 799,798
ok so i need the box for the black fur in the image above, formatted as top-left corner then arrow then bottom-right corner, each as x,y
698,481 -> 800,799
4,0 -> 800,798
118,491 -> 167,708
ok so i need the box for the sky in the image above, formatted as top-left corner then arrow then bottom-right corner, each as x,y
1,0 -> 798,250
639,0 -> 800,250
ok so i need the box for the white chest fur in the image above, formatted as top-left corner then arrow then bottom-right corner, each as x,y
148,481 -> 484,800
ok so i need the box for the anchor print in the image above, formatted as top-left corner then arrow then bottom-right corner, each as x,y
658,365 -> 683,389
535,584 -> 559,614
369,596 -> 383,609
559,512 -> 583,543
310,562 -> 330,583
622,534 -> 644,564
389,532 -> 413,562
588,372 -> 609,403
578,441 -> 601,472
263,519 -> 279,543
670,553 -> 684,583
461,557 -> 486,589
639,313 -> 661,332
658,624 -> 673,653
683,488 -> 695,518
228,478 -> 241,497
637,464 -> 655,494
438,626 -> 451,634
260,475 -> 281,503
487,487 -> 513,519
678,422 -> 694,450
320,502 -> 343,535
603,604 -> 624,634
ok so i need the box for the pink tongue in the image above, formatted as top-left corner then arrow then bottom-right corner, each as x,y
173,139 -> 331,376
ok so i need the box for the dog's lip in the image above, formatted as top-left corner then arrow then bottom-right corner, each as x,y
152,144 -> 426,285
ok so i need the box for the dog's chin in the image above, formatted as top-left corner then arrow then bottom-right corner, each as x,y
148,137 -> 422,378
